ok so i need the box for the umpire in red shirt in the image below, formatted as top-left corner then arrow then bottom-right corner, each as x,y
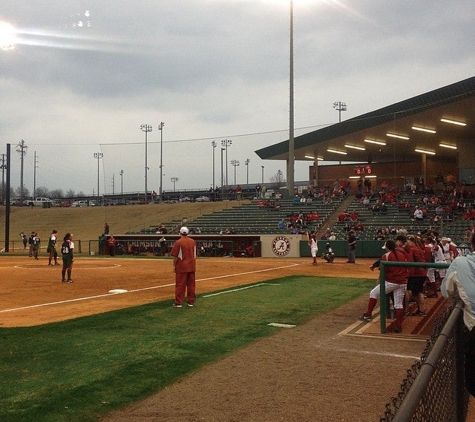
170,227 -> 197,308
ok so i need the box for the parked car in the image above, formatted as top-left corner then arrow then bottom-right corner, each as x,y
195,196 -> 210,202
71,200 -> 89,207
179,196 -> 192,202
23,197 -> 52,207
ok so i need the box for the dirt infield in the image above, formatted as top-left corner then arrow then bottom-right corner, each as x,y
1,255 -> 377,328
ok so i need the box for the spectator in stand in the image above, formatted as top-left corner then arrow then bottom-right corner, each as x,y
413,206 -> 424,221
278,219 -> 286,230
357,178 -> 363,195
235,184 -> 242,200
362,196 -> 370,206
446,172 -> 455,188
354,221 -> 364,232
328,232 -> 337,241
321,227 -> 332,240
359,239 -> 408,333
375,228 -> 385,241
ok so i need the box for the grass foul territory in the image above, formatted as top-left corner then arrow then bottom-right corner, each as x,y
0,275 -> 373,422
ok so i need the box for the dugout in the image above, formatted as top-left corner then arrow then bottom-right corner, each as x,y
90,233 -> 389,259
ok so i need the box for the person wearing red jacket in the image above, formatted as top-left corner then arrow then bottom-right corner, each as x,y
404,236 -> 428,316
360,239 -> 408,333
170,227 -> 197,308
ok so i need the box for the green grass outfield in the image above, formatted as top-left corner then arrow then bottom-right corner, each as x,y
0,275 -> 374,422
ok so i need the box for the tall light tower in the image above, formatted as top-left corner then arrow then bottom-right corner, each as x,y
119,169 -> 124,195
261,165 -> 264,184
245,158 -> 250,185
93,152 -> 103,203
211,141 -> 217,191
158,122 -> 164,203
140,124 -> 152,202
220,148 -> 225,190
287,0 -> 295,199
333,101 -> 347,122
171,176 -> 178,192
231,160 -> 240,185
221,139 -> 232,186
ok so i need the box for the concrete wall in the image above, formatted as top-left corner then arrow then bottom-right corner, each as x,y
260,234 -> 306,258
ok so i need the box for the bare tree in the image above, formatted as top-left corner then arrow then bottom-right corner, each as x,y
35,186 -> 50,197
15,186 -> 30,198
49,189 -> 64,199
65,189 -> 75,198
269,169 -> 286,190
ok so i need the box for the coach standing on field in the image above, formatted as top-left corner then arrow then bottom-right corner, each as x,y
170,227 -> 197,308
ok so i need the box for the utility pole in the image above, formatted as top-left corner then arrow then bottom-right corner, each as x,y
111,174 -> 115,195
16,139 -> 27,205
33,151 -> 38,199
0,153 -> 5,202
119,169 -> 124,195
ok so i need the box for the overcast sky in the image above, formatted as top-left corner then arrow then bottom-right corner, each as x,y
1,0 -> 474,197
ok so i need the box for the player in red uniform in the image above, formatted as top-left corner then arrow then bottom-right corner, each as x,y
170,227 -> 197,307
359,239 -> 408,332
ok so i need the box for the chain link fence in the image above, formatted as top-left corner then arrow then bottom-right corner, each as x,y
380,299 -> 469,422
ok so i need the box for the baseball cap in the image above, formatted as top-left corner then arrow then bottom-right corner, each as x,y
179,227 -> 189,235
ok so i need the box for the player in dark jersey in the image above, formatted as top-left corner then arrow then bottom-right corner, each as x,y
47,230 -> 59,266
61,233 -> 74,283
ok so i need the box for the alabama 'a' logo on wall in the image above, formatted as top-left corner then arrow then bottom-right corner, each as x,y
272,236 -> 291,256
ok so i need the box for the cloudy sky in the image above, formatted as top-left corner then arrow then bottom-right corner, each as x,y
1,0 -> 474,197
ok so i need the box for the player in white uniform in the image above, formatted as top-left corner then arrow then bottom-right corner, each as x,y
308,232 -> 318,265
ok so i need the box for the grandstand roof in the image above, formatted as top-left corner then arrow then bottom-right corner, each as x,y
255,76 -> 475,165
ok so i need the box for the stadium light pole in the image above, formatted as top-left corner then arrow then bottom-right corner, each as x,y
286,0 -> 295,199
221,139 -> 232,186
140,124 -> 152,203
245,158 -> 250,185
333,101 -> 347,122
158,122 -> 164,203
171,176 -> 178,192
220,148 -> 225,190
119,169 -> 124,195
211,141 -> 217,191
93,152 -> 103,204
231,159 -> 240,185
261,165 -> 264,184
